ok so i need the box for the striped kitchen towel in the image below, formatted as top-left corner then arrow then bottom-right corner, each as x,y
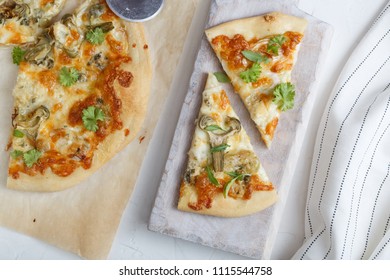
293,1 -> 390,260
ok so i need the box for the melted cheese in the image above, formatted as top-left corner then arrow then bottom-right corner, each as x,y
210,32 -> 303,147
9,0 -> 131,177
0,0 -> 65,45
187,73 -> 268,182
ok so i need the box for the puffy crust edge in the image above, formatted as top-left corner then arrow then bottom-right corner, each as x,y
178,181 -> 277,218
205,12 -> 308,41
7,22 -> 152,192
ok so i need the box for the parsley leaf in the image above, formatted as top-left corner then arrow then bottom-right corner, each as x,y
12,46 -> 26,65
267,35 -> 286,55
206,165 -> 219,186
59,67 -> 80,87
241,50 -> 269,64
13,129 -> 24,138
272,82 -> 296,111
82,106 -> 105,132
240,62 -> 261,83
213,72 -> 230,83
86,27 -> 105,45
23,149 -> 42,168
204,125 -> 225,132
223,173 -> 246,198
10,150 -> 24,159
210,144 -> 230,153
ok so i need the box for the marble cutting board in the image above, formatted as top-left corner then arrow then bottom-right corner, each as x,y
148,0 -> 333,259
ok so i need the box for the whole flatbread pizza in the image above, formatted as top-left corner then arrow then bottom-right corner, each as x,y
3,0 -> 152,191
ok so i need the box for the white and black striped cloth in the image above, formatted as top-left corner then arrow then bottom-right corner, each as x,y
293,1 -> 390,259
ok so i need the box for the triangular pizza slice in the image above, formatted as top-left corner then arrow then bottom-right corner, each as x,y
206,12 -> 307,148
178,73 -> 277,217
0,0 -> 67,45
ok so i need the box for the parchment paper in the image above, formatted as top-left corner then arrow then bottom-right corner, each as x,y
0,0 -> 197,259
148,0 -> 333,259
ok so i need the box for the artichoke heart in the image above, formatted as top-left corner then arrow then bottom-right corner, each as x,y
14,105 -> 50,141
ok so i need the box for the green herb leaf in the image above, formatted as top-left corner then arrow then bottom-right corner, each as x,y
13,129 -> 24,138
239,62 -> 261,83
206,165 -> 219,186
59,67 -> 80,87
225,171 -> 241,178
213,72 -> 230,83
12,46 -> 26,65
204,125 -> 225,132
86,27 -> 105,45
82,106 -> 105,132
241,50 -> 269,63
210,144 -> 230,153
267,35 -> 286,55
10,150 -> 24,159
223,173 -> 245,198
272,82 -> 296,111
23,149 -> 42,168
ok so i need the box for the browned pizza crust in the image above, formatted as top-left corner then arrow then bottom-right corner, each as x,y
178,181 -> 277,218
7,22 -> 152,192
205,12 -> 307,41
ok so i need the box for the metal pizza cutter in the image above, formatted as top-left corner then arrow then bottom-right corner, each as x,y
106,0 -> 164,22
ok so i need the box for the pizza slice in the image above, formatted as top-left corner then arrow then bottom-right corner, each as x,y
0,0 -> 66,45
178,73 -> 277,217
7,0 -> 151,191
205,12 -> 307,148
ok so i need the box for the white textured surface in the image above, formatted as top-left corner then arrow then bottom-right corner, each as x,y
0,0 -> 389,260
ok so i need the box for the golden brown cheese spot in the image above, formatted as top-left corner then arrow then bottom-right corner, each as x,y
143,44 -> 148,49
282,31 -> 303,57
51,103 -> 63,114
264,14 -> 276,22
57,51 -> 72,65
124,128 -> 130,136
212,34 -> 249,70
244,174 -> 274,199
265,117 -> 279,139
38,70 -> 57,95
219,90 -> 229,110
97,57 -> 133,132
252,77 -> 273,88
68,95 -> 97,127
188,173 -> 224,211
271,59 -> 293,73
106,34 -> 124,56
101,6 -> 117,21
83,42 -> 96,58
40,0 -> 55,6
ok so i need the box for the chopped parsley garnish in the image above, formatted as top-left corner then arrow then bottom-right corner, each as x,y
13,129 -> 24,138
213,72 -> 231,83
204,125 -> 225,132
210,144 -> 230,153
23,149 -> 42,168
240,62 -> 261,83
272,82 -> 296,111
12,46 -> 26,65
82,106 -> 105,132
59,67 -> 80,87
86,27 -> 105,45
206,165 -> 219,186
267,35 -> 286,55
241,50 -> 269,64
10,150 -> 24,159
223,172 -> 246,198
